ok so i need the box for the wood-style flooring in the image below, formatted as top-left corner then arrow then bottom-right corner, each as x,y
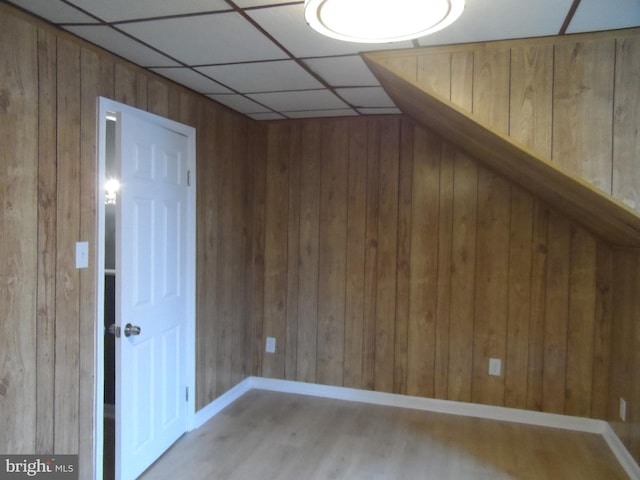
138,389 -> 628,479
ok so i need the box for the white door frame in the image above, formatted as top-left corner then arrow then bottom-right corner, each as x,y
94,97 -> 197,480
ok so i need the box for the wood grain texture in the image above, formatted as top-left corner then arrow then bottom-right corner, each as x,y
553,39 -> 615,194
35,27 -> 57,455
296,121 -> 321,384
0,12 -> 39,454
55,36 -> 81,455
613,35 -> 640,212
140,390 -> 629,480
317,120 -> 349,387
0,3 -> 259,469
363,50 -> 640,247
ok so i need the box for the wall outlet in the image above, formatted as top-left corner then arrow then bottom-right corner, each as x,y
489,358 -> 501,376
620,397 -> 627,422
265,336 -> 276,354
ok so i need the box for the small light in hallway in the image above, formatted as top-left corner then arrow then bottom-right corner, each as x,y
105,178 -> 120,205
304,0 -> 465,43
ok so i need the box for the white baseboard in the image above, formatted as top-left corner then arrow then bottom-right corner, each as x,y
603,423 -> 640,480
194,376 -> 639,480
248,377 -> 605,433
190,378 -> 253,430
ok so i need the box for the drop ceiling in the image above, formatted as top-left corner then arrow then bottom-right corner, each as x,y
6,0 -> 640,120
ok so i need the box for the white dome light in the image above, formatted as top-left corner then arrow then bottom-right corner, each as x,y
304,0 -> 465,43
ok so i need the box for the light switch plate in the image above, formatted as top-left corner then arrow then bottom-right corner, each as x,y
75,241 -> 89,269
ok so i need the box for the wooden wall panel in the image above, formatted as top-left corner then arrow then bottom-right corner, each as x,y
0,4 -> 262,474
255,115 -> 621,425
54,36 -> 82,455
613,35 -> 640,212
370,29 -> 640,215
406,129 -> 440,397
296,121 -> 321,383
344,121 -> 368,389
0,13 -> 39,454
317,120 -> 349,386
609,250 -> 640,466
553,39 -> 615,194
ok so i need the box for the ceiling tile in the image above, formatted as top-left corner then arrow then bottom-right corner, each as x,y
197,60 -> 323,93
206,94 -> 272,114
118,12 -> 288,65
284,109 -> 358,119
246,4 -> 414,58
417,0 -> 575,46
358,107 -> 403,115
335,87 -> 396,108
7,0 -> 97,23
64,26 -> 180,67
150,68 -> 231,94
66,0 -> 230,22
247,112 -> 286,121
234,0 -> 287,6
247,89 -> 349,112
303,55 -> 380,87
567,0 -> 640,33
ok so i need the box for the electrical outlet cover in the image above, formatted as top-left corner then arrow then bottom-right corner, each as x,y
489,358 -> 501,376
265,336 -> 276,353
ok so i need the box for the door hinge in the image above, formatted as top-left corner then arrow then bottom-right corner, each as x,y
187,170 -> 191,186
185,386 -> 189,402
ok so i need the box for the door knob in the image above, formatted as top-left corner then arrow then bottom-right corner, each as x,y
124,323 -> 141,337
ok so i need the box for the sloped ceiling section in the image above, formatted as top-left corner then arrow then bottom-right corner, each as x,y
362,52 -> 640,248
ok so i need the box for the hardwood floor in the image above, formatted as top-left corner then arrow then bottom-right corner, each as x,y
139,390 -> 627,479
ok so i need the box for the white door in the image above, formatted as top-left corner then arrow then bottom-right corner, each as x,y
115,110 -> 192,480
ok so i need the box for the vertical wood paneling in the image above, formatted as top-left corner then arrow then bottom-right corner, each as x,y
78,46 -> 113,478
344,121 -> 368,389
613,35 -> 640,211
406,128 -> 440,397
262,123 -> 289,379
393,120 -> 413,395
317,120 -> 348,386
565,227 -> 597,417
510,45 -> 553,158
373,120 -> 400,393
36,27 -> 57,455
591,243 -> 613,420
215,112 -> 234,395
296,121 -> 321,383
609,250 -> 640,465
249,119 -> 267,382
285,123 -> 301,381
434,144 -> 455,399
447,152 -> 478,402
0,13 -> 38,454
542,211 -> 571,414
362,120 -> 380,390
417,52 -> 452,98
1,4 -> 261,470
196,104 -> 219,407
505,187 -> 534,409
526,202 -> 549,412
147,77 -> 169,118
55,36 -> 81,454
553,40 -> 615,194
472,168 -> 511,406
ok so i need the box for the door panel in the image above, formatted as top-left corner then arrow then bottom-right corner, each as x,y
116,111 -> 190,480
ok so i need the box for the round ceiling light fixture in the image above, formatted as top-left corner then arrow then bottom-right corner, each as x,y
304,0 -> 465,43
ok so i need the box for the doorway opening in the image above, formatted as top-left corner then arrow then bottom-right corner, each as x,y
95,98 -> 196,480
